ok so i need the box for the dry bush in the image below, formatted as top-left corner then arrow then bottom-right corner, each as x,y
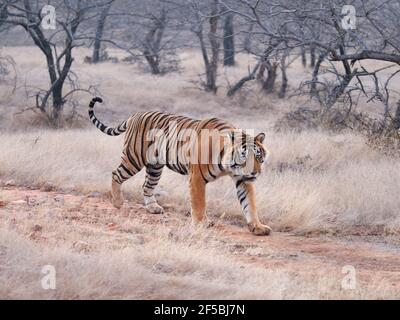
0,54 -> 16,88
276,105 -> 400,157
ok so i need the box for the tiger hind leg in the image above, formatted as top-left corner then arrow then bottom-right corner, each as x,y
111,162 -> 142,209
142,165 -> 164,214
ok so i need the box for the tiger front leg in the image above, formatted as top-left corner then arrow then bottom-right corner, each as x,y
111,179 -> 124,209
235,180 -> 271,236
189,167 -> 208,224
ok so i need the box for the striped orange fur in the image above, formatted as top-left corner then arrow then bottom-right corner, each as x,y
89,97 -> 271,235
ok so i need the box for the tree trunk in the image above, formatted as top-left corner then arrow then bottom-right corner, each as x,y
310,44 -> 316,68
262,61 -> 277,94
227,62 -> 260,97
144,53 -> 161,74
326,74 -> 353,109
310,52 -> 327,97
0,3 -> 7,28
279,56 -> 288,99
143,8 -> 166,75
257,62 -> 265,80
243,23 -> 254,53
205,0 -> 220,92
223,13 -> 235,66
394,100 -> 400,130
301,45 -> 307,67
51,84 -> 64,125
92,4 -> 111,63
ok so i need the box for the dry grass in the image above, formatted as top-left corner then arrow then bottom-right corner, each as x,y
1,128 -> 399,235
1,219 -> 397,299
1,227 -> 293,299
1,46 -> 400,299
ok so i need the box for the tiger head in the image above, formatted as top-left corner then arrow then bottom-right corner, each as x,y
222,131 -> 268,182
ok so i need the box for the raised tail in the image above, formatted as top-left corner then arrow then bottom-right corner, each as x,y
88,97 -> 127,136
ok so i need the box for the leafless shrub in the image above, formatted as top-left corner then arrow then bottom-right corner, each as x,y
0,54 -> 16,90
105,1 -> 182,75
277,104 -> 400,155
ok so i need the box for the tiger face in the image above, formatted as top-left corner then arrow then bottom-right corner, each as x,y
223,132 -> 268,182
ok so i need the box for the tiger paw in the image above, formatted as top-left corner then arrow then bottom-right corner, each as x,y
191,218 -> 214,229
146,203 -> 164,214
248,223 -> 272,236
112,196 -> 124,209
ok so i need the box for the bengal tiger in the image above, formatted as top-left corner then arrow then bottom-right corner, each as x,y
88,97 -> 271,235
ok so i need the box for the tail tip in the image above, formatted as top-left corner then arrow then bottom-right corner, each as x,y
92,97 -> 103,104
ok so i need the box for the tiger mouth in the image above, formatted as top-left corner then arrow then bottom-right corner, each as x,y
242,176 -> 257,182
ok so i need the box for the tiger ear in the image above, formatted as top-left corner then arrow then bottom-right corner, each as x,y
255,132 -> 265,143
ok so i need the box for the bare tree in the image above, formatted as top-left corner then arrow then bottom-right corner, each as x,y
222,0 -> 400,115
92,2 -> 113,63
243,22 -> 254,53
1,0 -> 105,126
189,0 -> 221,92
223,12 -> 234,66
142,8 -> 167,75
227,62 -> 259,97
107,1 -> 181,75
309,44 -> 316,68
300,45 -> 307,67
394,100 -> 400,130
278,51 -> 289,98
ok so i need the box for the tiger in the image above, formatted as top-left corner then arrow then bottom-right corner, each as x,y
88,97 -> 271,235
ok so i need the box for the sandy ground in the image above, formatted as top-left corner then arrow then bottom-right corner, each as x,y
1,186 -> 399,298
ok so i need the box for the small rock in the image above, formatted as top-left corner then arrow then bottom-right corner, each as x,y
107,223 -> 119,231
27,197 -> 36,206
154,188 -> 169,197
32,224 -> 42,232
72,240 -> 90,253
11,200 -> 27,205
245,247 -> 264,256
87,191 -> 101,198
41,181 -> 55,192
60,184 -> 76,193
27,196 -> 47,206
5,179 -> 16,187
28,232 -> 47,241
54,195 -> 65,203
0,200 -> 7,208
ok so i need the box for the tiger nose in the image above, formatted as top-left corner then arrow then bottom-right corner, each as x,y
251,171 -> 257,176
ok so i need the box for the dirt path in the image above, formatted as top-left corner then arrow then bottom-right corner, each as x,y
1,186 -> 400,291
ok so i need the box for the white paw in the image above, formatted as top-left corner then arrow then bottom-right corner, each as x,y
112,196 -> 124,209
146,202 -> 164,214
248,223 -> 272,236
